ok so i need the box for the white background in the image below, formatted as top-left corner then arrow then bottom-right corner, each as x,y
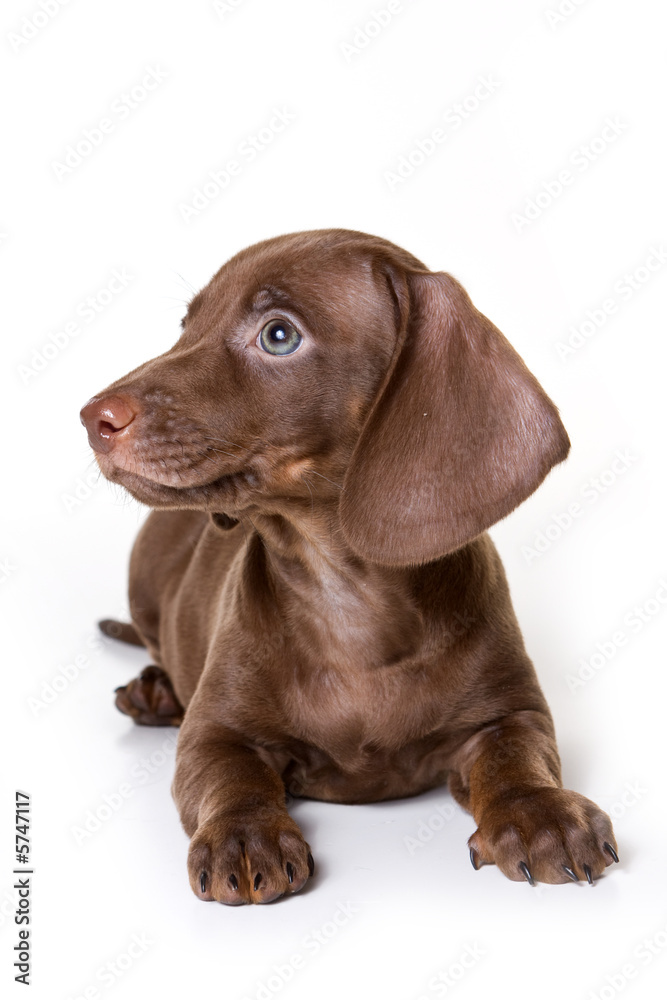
2,1 -> 666,998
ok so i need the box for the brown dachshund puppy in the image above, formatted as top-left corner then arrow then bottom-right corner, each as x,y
80,229 -> 618,904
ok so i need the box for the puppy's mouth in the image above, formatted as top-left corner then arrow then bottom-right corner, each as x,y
97,455 -> 250,510
80,393 -> 259,506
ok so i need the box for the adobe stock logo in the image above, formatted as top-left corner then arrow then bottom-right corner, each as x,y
587,919 -> 667,1000
511,117 -> 628,233
403,802 -> 458,855
521,449 -> 638,564
384,75 -> 501,191
565,579 -> 667,693
555,246 -> 667,360
339,2 -> 404,63
7,0 -> 73,53
51,67 -> 168,180
545,0 -> 591,29
240,901 -> 357,1000
212,0 -> 249,15
178,108 -> 296,223
416,944 -> 486,999
17,269 -> 134,385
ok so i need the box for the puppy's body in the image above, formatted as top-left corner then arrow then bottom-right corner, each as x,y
82,229 -> 618,903
131,509 -> 546,805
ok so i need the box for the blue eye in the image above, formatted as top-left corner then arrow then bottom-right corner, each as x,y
258,319 -> 302,356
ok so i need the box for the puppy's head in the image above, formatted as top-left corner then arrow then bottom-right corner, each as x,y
81,229 -> 569,563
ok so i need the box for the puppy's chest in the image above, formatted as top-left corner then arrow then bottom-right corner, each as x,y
225,557 -> 442,761
286,567 -> 422,671
268,575 -> 433,748
282,657 -> 437,759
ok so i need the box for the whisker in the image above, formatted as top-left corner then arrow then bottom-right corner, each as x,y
204,433 -> 270,451
307,469 -> 345,491
203,435 -> 250,453
171,270 -> 198,297
301,474 -> 315,521
85,462 -> 103,482
205,446 -> 241,461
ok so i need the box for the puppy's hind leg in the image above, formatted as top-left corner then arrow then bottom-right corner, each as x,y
98,616 -> 182,725
115,666 -> 184,727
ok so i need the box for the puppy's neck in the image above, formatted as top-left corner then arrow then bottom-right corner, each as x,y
245,502 -> 422,669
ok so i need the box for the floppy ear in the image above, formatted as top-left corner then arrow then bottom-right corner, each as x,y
339,271 -> 570,565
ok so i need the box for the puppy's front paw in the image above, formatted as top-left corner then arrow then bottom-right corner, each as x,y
468,787 -> 619,885
188,808 -> 314,905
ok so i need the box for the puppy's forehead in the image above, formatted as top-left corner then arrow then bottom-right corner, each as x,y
213,234 -> 379,310
184,230 -> 424,332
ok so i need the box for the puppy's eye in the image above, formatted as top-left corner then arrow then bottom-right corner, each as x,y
258,319 -> 302,356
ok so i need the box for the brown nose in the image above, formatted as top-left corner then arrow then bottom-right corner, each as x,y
80,395 -> 138,454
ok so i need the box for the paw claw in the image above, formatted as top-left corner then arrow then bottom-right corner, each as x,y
518,861 -> 535,886
583,864 -> 594,885
307,852 -> 315,877
286,862 -> 294,884
562,866 -> 579,882
470,847 -> 480,871
604,842 -> 619,863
